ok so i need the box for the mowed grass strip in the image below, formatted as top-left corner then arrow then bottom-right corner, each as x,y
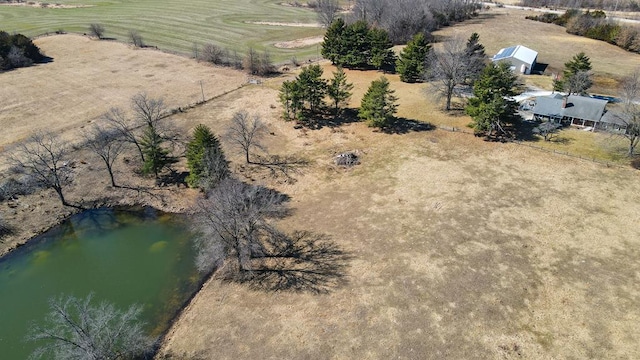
0,0 -> 323,61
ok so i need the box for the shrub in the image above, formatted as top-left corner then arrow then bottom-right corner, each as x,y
0,31 -> 45,70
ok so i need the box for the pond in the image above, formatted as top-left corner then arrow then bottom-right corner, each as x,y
0,207 -> 200,359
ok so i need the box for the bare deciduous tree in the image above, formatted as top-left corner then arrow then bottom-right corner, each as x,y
103,107 -> 145,163
616,68 -> 640,156
128,30 -> 144,48
27,293 -> 154,360
426,37 -> 470,111
566,70 -> 593,95
88,23 -> 105,39
197,146 -> 230,191
226,111 -> 267,164
131,92 -> 165,127
102,93 -> 169,164
193,178 -> 289,273
83,125 -> 126,187
533,121 -> 562,141
243,47 -> 259,75
315,0 -> 340,27
11,132 -> 72,207
258,49 -> 275,76
199,43 -> 225,64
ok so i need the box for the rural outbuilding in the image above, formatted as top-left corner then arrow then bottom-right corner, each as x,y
492,45 -> 538,75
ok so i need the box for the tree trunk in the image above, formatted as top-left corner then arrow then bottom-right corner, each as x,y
446,90 -> 452,111
629,137 -> 638,157
134,141 -> 145,163
54,186 -> 70,207
107,166 -> 117,187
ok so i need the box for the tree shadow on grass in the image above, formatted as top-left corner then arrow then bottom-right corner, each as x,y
231,230 -> 352,294
381,117 -> 435,134
514,120 -> 541,141
157,170 -> 188,187
295,108 -> 362,130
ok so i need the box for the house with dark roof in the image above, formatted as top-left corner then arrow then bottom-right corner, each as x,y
532,94 -> 627,132
599,111 -> 632,133
492,45 -> 538,75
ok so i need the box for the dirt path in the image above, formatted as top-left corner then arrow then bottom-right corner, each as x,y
274,35 -> 323,48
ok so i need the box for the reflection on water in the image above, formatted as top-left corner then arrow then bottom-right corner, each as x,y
0,207 -> 200,360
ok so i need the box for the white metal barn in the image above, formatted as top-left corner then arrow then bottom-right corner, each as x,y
492,45 -> 538,75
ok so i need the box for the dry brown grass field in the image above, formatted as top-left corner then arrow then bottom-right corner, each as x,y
2,9 -> 640,360
0,34 -> 246,151
159,81 -> 640,360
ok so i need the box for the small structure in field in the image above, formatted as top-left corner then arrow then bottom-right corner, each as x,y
532,94 -> 626,132
492,45 -> 538,75
335,152 -> 359,167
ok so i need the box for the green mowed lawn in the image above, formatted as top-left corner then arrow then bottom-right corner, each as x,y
0,0 -> 323,61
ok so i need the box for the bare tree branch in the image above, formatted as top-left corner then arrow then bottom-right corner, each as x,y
616,68 -> 640,156
10,132 -> 72,207
193,178 -> 289,273
426,37 -> 469,111
27,293 -> 154,360
102,107 -> 145,163
83,124 -> 126,187
225,111 -> 268,164
315,0 -> 340,27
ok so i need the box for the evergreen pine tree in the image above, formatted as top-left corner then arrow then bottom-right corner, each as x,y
279,80 -> 303,121
140,126 -> 174,178
342,21 -> 371,68
321,18 -> 346,65
359,76 -> 398,128
464,32 -> 486,83
368,28 -> 396,70
397,33 -> 431,83
465,62 -> 520,137
562,52 -> 593,95
297,64 -> 327,113
186,124 -> 228,189
327,67 -> 354,114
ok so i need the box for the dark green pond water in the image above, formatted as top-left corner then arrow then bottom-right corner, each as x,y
0,208 -> 200,359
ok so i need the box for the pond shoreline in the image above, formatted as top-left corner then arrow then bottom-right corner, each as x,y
1,178 -> 199,259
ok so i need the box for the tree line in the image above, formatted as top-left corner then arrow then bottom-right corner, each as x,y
526,9 -> 640,53
348,0 -> 481,44
195,43 -> 276,76
0,31 -> 45,71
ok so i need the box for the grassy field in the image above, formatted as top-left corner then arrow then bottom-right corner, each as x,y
0,0 -> 323,61
157,78 -> 640,360
2,6 -> 640,360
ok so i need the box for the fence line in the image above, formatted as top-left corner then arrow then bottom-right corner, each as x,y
433,125 -> 626,169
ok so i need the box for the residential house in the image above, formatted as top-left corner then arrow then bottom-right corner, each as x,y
532,94 -> 617,131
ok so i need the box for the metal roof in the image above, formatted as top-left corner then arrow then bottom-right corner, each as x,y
533,95 -> 608,122
492,45 -> 538,65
